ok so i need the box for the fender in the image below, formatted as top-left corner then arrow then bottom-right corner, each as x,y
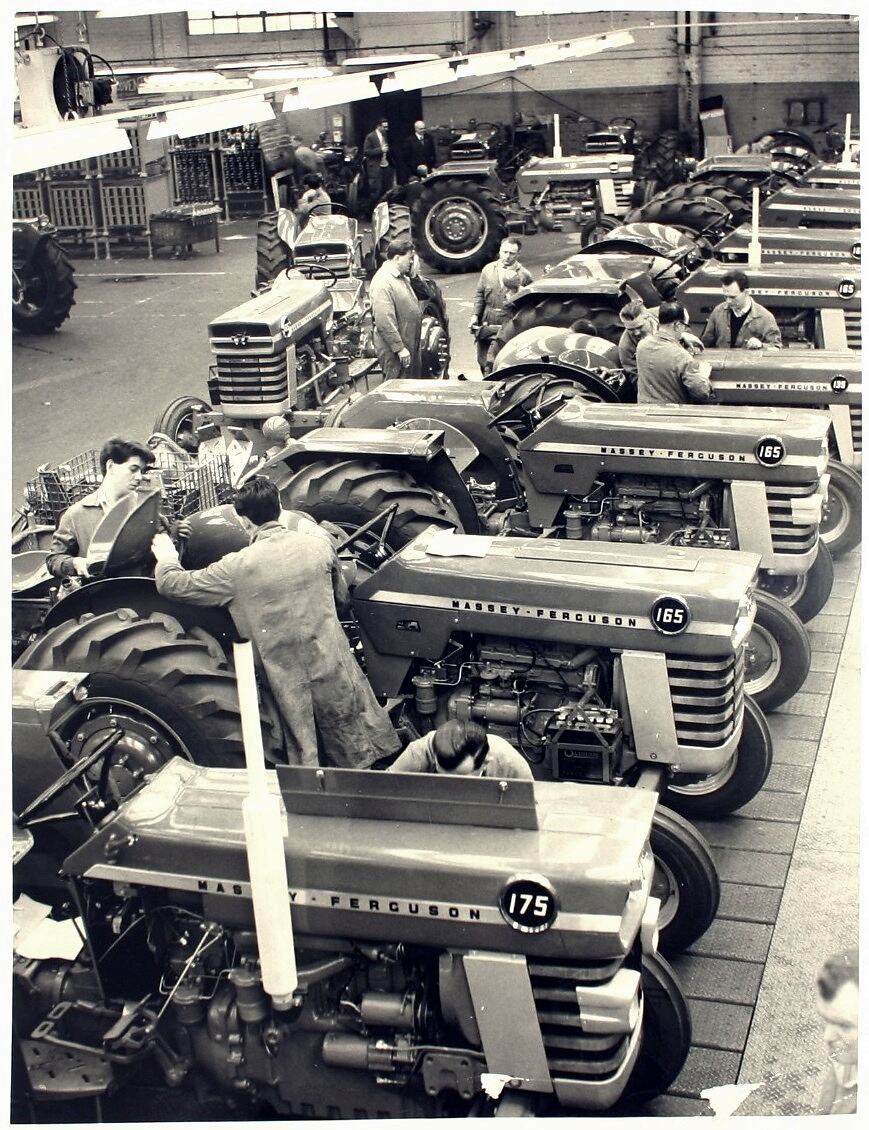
12,222 -> 55,273
261,427 -> 483,534
41,576 -> 238,646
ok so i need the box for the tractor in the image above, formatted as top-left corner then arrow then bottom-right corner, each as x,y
12,453 -> 769,956
12,217 -> 76,335
12,730 -> 693,1117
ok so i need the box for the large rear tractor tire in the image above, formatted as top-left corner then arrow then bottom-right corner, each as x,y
619,953 -> 692,1110
757,537 -> 835,624
152,394 -> 208,453
625,194 -> 732,235
744,592 -> 812,711
658,182 -> 752,226
664,695 -> 772,820
821,460 -> 862,557
15,610 -> 285,786
13,237 -> 76,334
651,806 -> 720,956
509,297 -> 624,345
255,212 -> 290,290
277,460 -> 464,552
644,128 -> 691,190
412,178 -> 507,274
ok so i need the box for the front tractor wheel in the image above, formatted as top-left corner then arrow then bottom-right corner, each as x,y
152,394 -> 208,452
255,212 -> 290,290
15,609 -> 285,797
619,953 -> 692,1110
821,460 -> 862,557
743,592 -> 811,712
664,695 -> 772,820
650,805 -> 720,956
413,178 -> 507,274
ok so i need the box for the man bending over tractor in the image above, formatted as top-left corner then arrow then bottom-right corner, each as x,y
387,719 -> 533,780
151,476 -> 399,770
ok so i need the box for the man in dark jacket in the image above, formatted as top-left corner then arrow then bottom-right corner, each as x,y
701,269 -> 782,350
151,477 -> 399,769
362,118 -> 394,204
636,302 -> 712,404
400,119 -> 437,182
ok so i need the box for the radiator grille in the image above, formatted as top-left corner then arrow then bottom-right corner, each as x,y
666,651 -> 744,747
844,310 -> 861,351
528,957 -> 633,1081
215,352 -> 288,404
765,480 -> 821,554
849,404 -> 862,453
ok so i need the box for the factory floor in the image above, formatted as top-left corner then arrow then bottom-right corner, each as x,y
10,219 -> 862,1120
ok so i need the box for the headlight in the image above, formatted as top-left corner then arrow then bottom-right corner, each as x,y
730,590 -> 757,651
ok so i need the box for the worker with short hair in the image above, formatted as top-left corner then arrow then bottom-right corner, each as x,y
400,119 -> 437,183
701,269 -> 782,350
470,237 -> 532,375
296,172 -> 331,222
387,719 -> 533,779
362,118 -> 394,204
46,436 -> 156,579
369,237 -> 422,379
617,299 -> 659,386
151,476 -> 399,769
635,302 -> 712,404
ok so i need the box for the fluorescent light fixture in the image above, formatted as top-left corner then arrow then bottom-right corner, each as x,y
342,54 -> 439,68
519,43 -> 571,67
94,65 -> 179,76
15,14 -> 58,26
254,65 -> 334,84
282,73 -> 379,111
456,51 -> 520,78
380,60 -> 458,94
147,95 -> 274,140
138,70 -> 252,94
14,121 -> 131,176
566,30 -> 635,58
219,59 -> 307,71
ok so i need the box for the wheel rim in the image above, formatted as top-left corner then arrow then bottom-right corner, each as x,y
15,271 -> 50,316
420,315 -> 450,376
744,623 -> 782,697
58,696 -> 194,808
758,570 -> 806,610
425,196 -> 489,260
668,751 -> 738,798
821,483 -> 850,545
651,857 -> 679,931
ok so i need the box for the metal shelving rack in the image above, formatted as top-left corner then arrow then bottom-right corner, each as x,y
169,132 -> 225,217
220,126 -> 269,218
94,123 -> 172,258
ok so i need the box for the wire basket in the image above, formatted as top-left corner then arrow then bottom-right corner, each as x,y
151,450 -> 236,520
24,450 -> 102,526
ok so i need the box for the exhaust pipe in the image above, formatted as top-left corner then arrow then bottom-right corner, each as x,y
234,640 -> 298,1009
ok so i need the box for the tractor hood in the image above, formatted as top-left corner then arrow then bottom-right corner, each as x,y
804,163 -> 861,187
294,213 -> 357,251
353,526 -> 759,668
520,399 -> 830,487
759,185 -> 860,227
209,274 -> 333,353
715,225 -> 861,264
677,260 -> 861,309
703,348 -> 862,405
516,153 -> 636,193
691,153 -> 773,177
493,328 -> 619,372
65,757 -> 657,960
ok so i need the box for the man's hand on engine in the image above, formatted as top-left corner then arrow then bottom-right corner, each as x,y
71,556 -> 90,577
398,347 -> 411,367
680,331 -> 705,355
744,336 -> 763,350
151,532 -> 180,565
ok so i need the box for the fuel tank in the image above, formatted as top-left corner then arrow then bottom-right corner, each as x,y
715,226 -> 861,265
677,259 -> 862,313
519,399 -> 830,489
64,757 -> 657,960
352,526 -> 759,673
759,185 -> 860,228
703,348 -> 862,408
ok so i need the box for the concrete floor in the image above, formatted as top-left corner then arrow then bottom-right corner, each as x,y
11,218 -> 585,504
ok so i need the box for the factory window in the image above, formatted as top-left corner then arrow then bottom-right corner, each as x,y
187,11 -> 337,36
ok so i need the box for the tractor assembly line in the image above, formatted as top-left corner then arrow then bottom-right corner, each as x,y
9,13 -> 860,1120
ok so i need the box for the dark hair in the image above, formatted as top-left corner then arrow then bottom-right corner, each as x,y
302,172 -> 323,189
721,269 -> 750,291
658,301 -> 689,326
432,720 -> 489,772
99,437 -> 154,476
619,299 -> 647,326
386,238 -> 414,259
818,948 -> 859,1001
378,118 -> 388,128
501,236 -> 522,252
233,476 -> 281,525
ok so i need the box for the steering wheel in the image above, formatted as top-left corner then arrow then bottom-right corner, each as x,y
308,202 -> 351,218
294,262 -> 338,288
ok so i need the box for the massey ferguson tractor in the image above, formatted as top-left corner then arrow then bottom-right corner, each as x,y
12,460 -> 768,956
12,732 -> 692,1117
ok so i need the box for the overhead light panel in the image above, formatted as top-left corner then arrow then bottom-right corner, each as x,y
456,51 -> 520,78
565,30 -> 635,59
380,59 -> 458,94
14,120 -> 131,176
138,70 -> 251,94
147,95 -> 274,140
282,73 -> 379,111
